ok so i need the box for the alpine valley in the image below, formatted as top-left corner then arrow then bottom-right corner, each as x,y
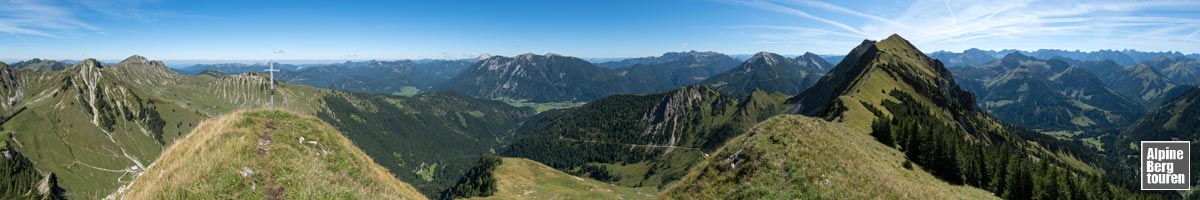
4,33 -> 1200,200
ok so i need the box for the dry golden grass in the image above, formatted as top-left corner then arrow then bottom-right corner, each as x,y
118,109 -> 426,199
660,115 -> 997,200
468,158 -> 657,200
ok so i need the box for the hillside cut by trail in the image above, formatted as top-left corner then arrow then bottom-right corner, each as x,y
115,110 -> 426,199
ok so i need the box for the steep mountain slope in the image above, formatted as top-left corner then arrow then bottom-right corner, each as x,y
1116,86 -> 1200,193
980,66 -> 1101,130
1049,66 -> 1143,120
1074,60 -> 1125,81
10,59 -> 69,72
950,54 -> 1143,131
786,35 -> 976,128
443,156 -> 656,200
1106,64 -> 1185,106
116,110 -> 425,199
1,58 -> 210,198
0,62 -> 24,118
504,85 -> 786,189
1,140 -> 65,200
731,34 -> 1155,199
1118,86 -> 1200,149
660,116 -> 997,199
700,52 -> 823,97
438,53 -> 637,102
315,91 -> 536,195
1160,59 -> 1200,85
615,51 -> 741,91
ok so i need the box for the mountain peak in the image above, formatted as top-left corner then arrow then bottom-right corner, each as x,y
79,58 -> 103,68
517,53 -> 537,59
748,51 -> 783,65
788,34 -> 976,128
1130,64 -> 1161,75
744,51 -> 792,66
122,55 -> 149,64
885,33 -> 905,41
475,53 -> 494,61
703,51 -> 823,97
877,34 -> 919,51
1001,52 -> 1031,61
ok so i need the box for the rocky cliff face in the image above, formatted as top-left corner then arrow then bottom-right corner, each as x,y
641,85 -> 729,153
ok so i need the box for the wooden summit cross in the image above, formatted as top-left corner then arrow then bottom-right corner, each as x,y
266,49 -> 283,112
266,60 -> 279,112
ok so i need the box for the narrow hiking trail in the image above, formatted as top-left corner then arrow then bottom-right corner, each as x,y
256,120 -> 283,200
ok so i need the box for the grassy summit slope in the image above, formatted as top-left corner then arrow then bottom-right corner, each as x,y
118,110 -> 425,199
460,157 -> 656,200
661,115 -> 997,199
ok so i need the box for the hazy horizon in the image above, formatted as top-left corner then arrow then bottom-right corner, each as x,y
2,0 -> 1199,61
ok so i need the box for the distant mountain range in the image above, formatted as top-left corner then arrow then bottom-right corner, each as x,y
176,60 -> 472,94
597,51 -> 733,69
950,53 -> 1144,131
438,53 -> 641,102
930,48 -> 1200,67
174,62 -> 303,75
438,51 -> 823,102
699,52 -> 824,97
614,51 -> 742,91
9,58 -> 70,72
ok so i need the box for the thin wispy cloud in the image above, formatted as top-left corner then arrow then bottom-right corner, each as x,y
78,0 -> 155,24
727,0 -> 869,37
0,0 -> 215,38
0,0 -> 97,37
779,0 -> 913,30
728,0 -> 1200,53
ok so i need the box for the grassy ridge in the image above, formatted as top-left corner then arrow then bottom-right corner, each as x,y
118,110 -> 425,199
465,157 -> 656,200
661,115 -> 997,199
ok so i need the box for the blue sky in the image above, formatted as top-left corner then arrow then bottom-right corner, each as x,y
1,0 -> 1199,61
